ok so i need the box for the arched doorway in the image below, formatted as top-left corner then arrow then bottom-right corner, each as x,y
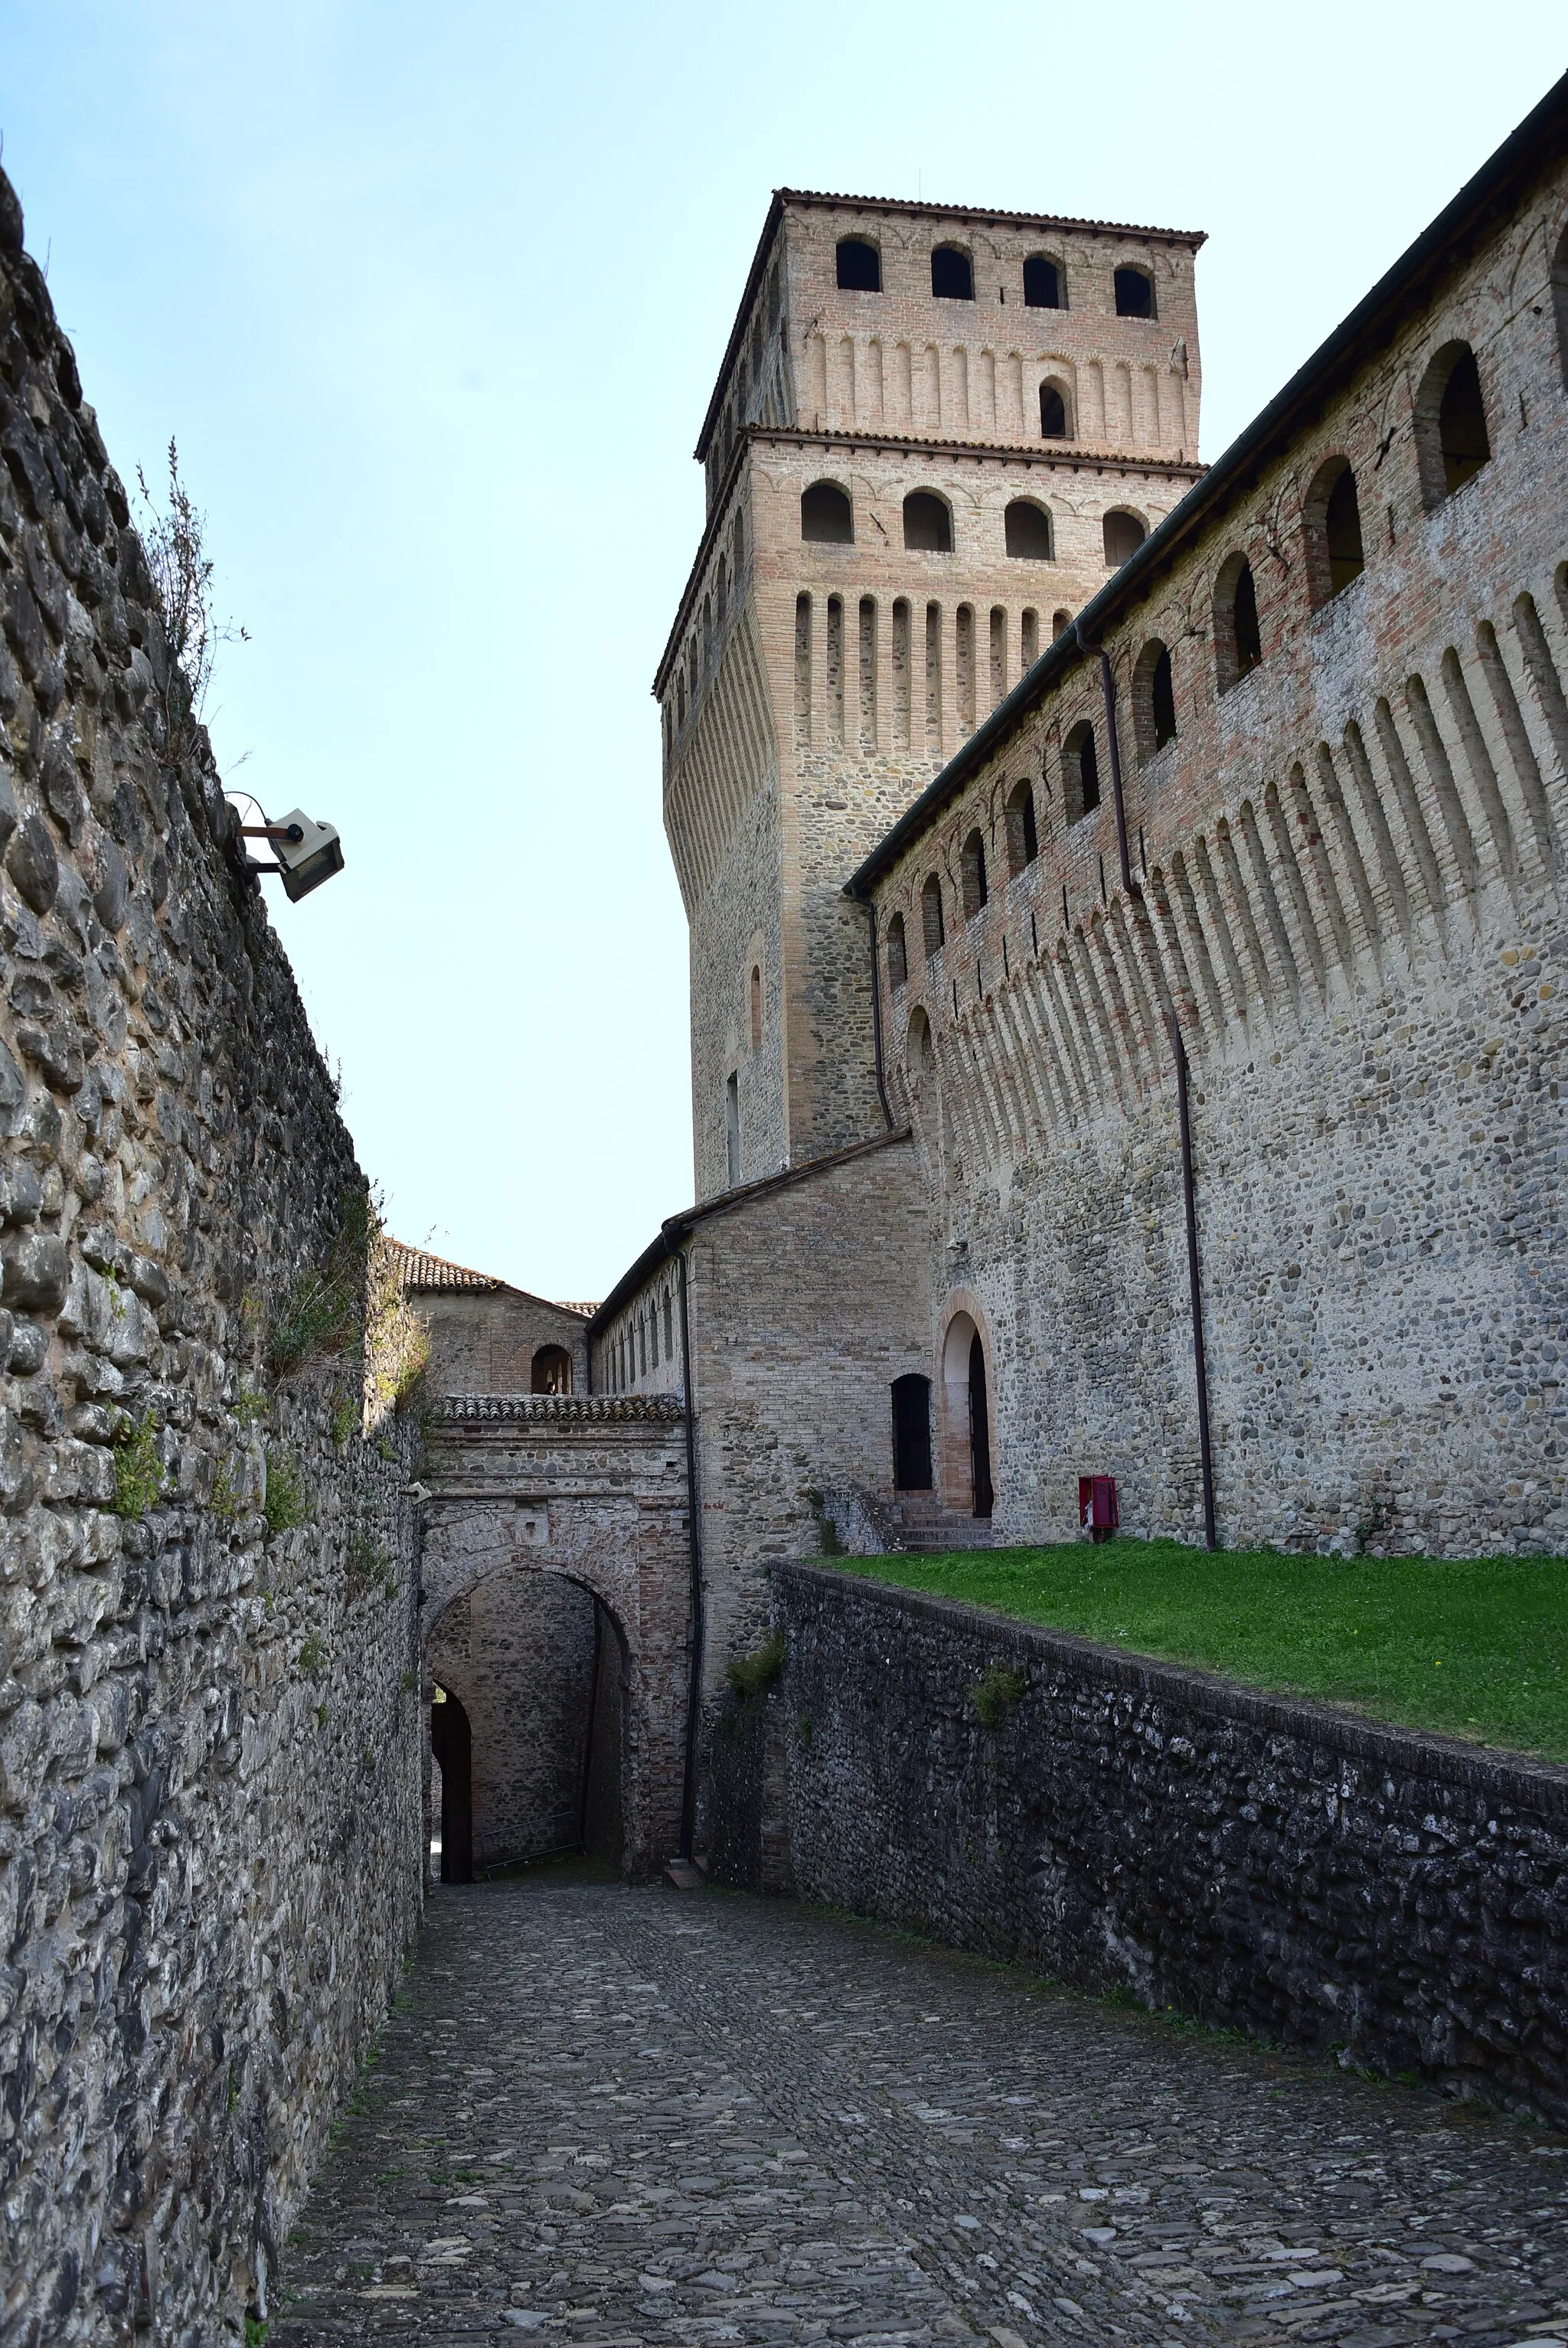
430,1685 -> 473,1883
940,1311 -> 995,1519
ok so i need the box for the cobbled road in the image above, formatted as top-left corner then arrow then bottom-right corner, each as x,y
270,1872 -> 1568,2348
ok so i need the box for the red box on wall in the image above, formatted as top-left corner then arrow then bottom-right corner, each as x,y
1079,1474 -> 1119,1542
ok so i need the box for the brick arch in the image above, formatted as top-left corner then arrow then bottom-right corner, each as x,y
936,1289 -> 1000,1518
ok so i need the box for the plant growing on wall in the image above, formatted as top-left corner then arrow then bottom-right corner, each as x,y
263,1445 -> 310,1533
726,1628 -> 786,1698
969,1663 -> 1027,1728
111,1412 -> 165,1520
133,438 -> 249,762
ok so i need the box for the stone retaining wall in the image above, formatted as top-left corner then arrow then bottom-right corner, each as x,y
706,1562 -> 1568,2128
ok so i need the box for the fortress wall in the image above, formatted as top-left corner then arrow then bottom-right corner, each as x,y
868,154 -> 1568,1557
0,175 -> 423,2339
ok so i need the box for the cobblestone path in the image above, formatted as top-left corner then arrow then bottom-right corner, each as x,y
270,1873 -> 1568,2348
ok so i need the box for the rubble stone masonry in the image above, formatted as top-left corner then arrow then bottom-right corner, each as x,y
0,173 -> 423,2339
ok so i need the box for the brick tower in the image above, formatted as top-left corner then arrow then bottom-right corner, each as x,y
657,190 -> 1206,1200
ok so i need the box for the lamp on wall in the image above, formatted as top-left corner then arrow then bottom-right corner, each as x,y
235,805 -> 345,902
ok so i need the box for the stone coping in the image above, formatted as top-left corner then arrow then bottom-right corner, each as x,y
779,1558 -> 1568,1813
432,1392 -> 684,1423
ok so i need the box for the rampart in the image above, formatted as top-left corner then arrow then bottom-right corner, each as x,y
0,173 -> 423,2339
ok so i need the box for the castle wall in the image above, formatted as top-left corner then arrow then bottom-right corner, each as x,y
864,152 -> 1568,1557
0,177 -> 423,2338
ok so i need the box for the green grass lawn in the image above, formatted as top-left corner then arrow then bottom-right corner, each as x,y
828,1539 -> 1568,1763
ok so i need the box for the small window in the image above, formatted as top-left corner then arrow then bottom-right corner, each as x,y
837,237 -> 881,292
1021,609 -> 1039,665
907,1003 -> 936,1073
750,963 -> 763,1051
663,1289 -> 674,1360
903,491 -> 952,552
1039,380 -> 1070,439
1004,499 -> 1054,560
960,828 -> 988,920
1132,638 -> 1176,760
531,1345 -> 573,1395
1064,720 -> 1099,821
921,871 -> 946,958
1303,456 -> 1364,605
725,1071 -> 740,1187
1102,509 -> 1146,568
1051,608 -> 1070,638
1024,255 -> 1061,309
886,911 -> 908,992
1004,779 -> 1038,874
891,1373 -> 933,1491
1214,553 -> 1263,692
1114,266 -> 1155,318
1414,341 -> 1491,508
802,481 -> 854,544
932,246 -> 973,301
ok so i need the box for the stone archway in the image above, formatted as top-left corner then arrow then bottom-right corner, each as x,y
939,1305 -> 995,1520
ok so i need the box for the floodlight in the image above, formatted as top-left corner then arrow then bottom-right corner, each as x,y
237,805 -> 345,902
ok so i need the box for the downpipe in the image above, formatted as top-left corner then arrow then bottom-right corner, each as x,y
864,899 -> 894,1130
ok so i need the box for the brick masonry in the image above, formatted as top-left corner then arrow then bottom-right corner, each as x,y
707,1561 -> 1568,2129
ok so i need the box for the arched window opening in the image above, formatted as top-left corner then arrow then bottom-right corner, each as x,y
903,490 -> 953,552
750,963 -> 763,1051
921,871 -> 946,958
663,1289 -> 674,1362
430,1686 -> 473,1883
1004,498 -> 1054,559
886,911 -> 908,992
1114,266 -> 1155,318
725,1071 -> 740,1188
1132,638 -> 1175,761
1005,778 -> 1038,873
1064,720 -> 1100,821
1102,508 -> 1146,568
1303,456 -> 1365,605
1414,341 -> 1491,508
1052,608 -> 1070,638
837,237 -> 881,292
1024,255 -> 1062,309
960,828 -> 988,920
907,1003 -> 936,1075
531,1344 -> 573,1395
1553,224 -> 1568,395
932,246 -> 973,301
1039,380 -> 1070,439
1214,554 -> 1262,692
802,481 -> 854,544
1021,609 -> 1040,666
891,1373 -> 933,1491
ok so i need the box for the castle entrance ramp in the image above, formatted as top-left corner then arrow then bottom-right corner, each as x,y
421,1396 -> 691,1877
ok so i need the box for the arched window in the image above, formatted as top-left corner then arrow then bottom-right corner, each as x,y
1303,456 -> 1365,606
1004,499 -> 1054,559
1021,609 -> 1039,665
886,911 -> 908,992
750,963 -> 763,1051
906,1002 -> 936,1075
903,491 -> 953,552
891,1373 -> 933,1491
1039,380 -> 1070,439
932,246 -> 973,301
1114,266 -> 1155,318
802,481 -> 854,544
921,871 -> 946,958
1051,608 -> 1070,639
1102,508 -> 1146,567
725,1071 -> 740,1187
531,1344 -> 573,1395
1133,638 -> 1176,760
837,237 -> 880,292
1414,341 -> 1491,508
1064,720 -> 1099,821
1214,553 -> 1263,692
1004,778 -> 1038,873
960,828 -> 988,919
1024,255 -> 1062,309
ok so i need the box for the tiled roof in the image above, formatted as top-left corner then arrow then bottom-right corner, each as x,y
390,1241 -> 504,1294
553,1301 -> 599,1319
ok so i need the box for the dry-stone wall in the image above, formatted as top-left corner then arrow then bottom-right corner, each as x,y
707,1563 -> 1568,2128
0,171 -> 423,2341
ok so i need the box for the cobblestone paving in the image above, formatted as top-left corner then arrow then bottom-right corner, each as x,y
270,1871 -> 1568,2348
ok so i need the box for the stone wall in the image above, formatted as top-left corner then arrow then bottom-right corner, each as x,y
0,171 -> 423,2339
710,1563 -> 1568,2128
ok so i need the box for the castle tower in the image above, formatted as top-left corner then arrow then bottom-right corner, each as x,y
657,190 -> 1206,1200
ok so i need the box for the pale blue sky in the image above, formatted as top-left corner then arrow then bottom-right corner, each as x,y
1,5 -> 1560,1297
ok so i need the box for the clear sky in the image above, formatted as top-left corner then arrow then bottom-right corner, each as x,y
0,5 -> 1560,1299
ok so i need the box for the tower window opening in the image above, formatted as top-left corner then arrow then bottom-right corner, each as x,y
903,491 -> 953,552
1102,508 -> 1146,568
1214,553 -> 1263,691
750,963 -> 763,1051
531,1344 -> 573,1395
887,911 -> 908,992
1005,778 -> 1038,873
1021,608 -> 1040,666
1065,720 -> 1100,821
932,246 -> 974,301
1304,456 -> 1365,603
802,480 -> 854,544
921,871 -> 946,958
1024,255 -> 1062,309
1052,608 -> 1070,638
961,828 -> 988,920
1414,340 -> 1491,508
1114,266 -> 1155,318
1133,638 -> 1176,760
1004,498 -> 1054,559
837,237 -> 881,292
1039,380 -> 1070,438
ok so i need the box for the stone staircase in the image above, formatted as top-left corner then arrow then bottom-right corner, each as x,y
821,1486 -> 994,1556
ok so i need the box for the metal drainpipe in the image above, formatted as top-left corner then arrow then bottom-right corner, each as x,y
675,1244 -> 705,1860
1079,619 -> 1217,1549
863,900 -> 894,1130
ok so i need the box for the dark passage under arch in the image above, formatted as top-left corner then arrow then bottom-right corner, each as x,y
969,1335 -> 993,1519
430,1687 -> 474,1883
